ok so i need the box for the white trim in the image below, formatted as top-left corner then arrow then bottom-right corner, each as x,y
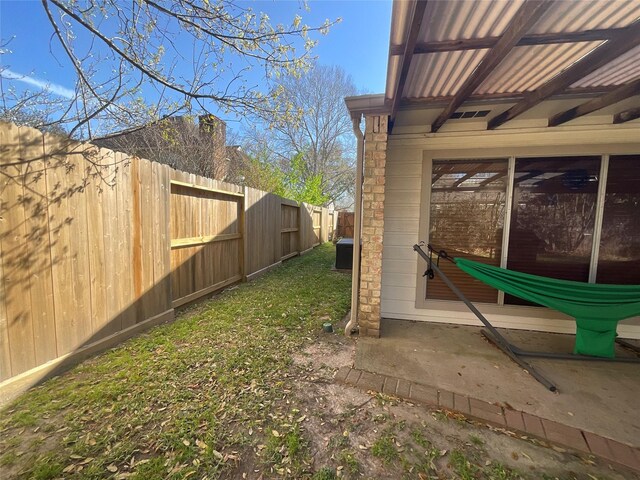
498,157 -> 516,305
589,155 -> 609,283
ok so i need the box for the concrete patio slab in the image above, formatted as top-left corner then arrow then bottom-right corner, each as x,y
355,319 -> 640,448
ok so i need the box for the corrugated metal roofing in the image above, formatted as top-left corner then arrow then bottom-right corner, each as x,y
476,42 -> 604,94
404,49 -> 489,99
530,0 -> 640,33
419,0 -> 525,42
386,0 -> 640,102
572,44 -> 640,87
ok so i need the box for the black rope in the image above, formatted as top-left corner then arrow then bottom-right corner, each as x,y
426,244 -> 455,264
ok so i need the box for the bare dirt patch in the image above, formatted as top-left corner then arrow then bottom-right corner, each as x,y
289,331 -> 639,480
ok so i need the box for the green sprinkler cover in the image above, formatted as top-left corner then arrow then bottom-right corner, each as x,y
454,258 -> 640,358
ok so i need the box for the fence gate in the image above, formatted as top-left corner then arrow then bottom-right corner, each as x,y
169,171 -> 244,308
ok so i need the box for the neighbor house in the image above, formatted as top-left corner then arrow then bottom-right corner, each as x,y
94,114 -> 230,179
345,0 -> 640,340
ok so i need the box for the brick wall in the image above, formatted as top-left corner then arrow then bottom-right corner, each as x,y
358,115 -> 388,337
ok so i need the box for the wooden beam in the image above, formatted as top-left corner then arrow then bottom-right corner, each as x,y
513,171 -> 543,184
431,164 -> 456,183
401,85 -> 619,105
390,0 -> 429,126
170,180 -> 244,197
479,171 -> 508,186
549,78 -> 640,126
488,22 -> 640,130
170,232 -> 242,249
389,28 -> 620,55
613,106 -> 640,124
431,1 -> 553,133
451,172 -> 477,187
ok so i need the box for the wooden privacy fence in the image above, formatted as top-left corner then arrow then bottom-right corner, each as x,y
336,211 -> 355,238
0,121 -> 335,390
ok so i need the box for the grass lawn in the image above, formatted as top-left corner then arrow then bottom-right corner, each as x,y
0,244 -> 349,479
0,244 -> 633,479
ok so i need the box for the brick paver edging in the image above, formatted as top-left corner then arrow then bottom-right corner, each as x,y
334,366 -> 640,473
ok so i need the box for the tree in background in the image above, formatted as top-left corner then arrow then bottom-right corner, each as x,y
238,152 -> 329,206
1,1 -> 338,138
0,88 -> 68,135
244,63 -> 357,208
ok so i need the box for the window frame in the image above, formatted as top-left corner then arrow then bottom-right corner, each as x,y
415,146 -> 638,315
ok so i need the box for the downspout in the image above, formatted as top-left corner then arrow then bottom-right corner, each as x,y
345,114 -> 364,335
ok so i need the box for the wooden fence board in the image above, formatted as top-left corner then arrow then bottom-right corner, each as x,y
84,145 -> 110,342
20,126 -> 58,365
1,122 -> 36,375
66,140 -> 93,350
99,149 -> 121,337
0,234 -> 10,380
0,122 -> 332,386
116,152 -> 136,330
43,133 -> 86,356
139,158 -> 156,320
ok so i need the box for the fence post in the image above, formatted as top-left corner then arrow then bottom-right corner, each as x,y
297,202 -> 303,256
242,185 -> 248,281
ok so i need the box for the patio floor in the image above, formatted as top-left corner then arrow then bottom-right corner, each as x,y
355,319 -> 640,448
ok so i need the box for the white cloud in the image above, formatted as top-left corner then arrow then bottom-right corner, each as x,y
1,68 -> 75,99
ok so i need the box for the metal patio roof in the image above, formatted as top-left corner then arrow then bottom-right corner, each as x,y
385,0 -> 640,131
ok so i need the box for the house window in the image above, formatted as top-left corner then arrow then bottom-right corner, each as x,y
505,156 -> 601,305
427,159 -> 508,303
597,155 -> 640,284
426,154 -> 640,306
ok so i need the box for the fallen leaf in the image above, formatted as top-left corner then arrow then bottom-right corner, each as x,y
212,450 -> 224,460
196,439 -> 208,450
107,464 -> 118,473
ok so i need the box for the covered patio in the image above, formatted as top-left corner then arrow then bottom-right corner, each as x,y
337,319 -> 640,471
341,0 -> 640,471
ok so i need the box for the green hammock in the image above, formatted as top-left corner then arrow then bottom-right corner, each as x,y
454,258 -> 640,358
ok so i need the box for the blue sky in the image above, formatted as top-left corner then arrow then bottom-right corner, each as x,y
0,0 -> 392,128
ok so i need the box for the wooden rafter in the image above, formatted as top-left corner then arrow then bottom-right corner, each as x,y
514,171 -> 543,184
431,0 -> 553,133
431,164 -> 456,183
389,28 -> 621,56
390,0 -> 429,127
401,85 -> 619,105
451,171 -> 478,187
613,106 -> 640,124
488,21 -> 640,130
479,171 -> 508,186
549,78 -> 640,126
